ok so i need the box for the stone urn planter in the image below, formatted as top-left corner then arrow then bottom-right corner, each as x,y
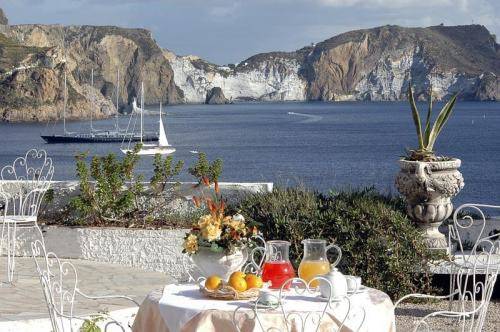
191,247 -> 248,280
395,158 -> 465,250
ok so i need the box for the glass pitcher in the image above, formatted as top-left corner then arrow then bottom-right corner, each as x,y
298,239 -> 341,287
261,240 -> 295,289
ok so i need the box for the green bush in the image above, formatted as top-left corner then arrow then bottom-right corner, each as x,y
68,145 -> 185,227
236,186 -> 439,299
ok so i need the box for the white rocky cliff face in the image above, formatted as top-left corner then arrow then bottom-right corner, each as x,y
354,47 -> 480,101
164,51 -> 307,103
166,25 -> 498,104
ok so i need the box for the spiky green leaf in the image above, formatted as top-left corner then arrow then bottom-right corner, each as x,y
408,85 -> 424,150
423,87 -> 433,146
426,92 -> 458,150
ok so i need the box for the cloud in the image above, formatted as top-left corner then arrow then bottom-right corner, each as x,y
317,0 -> 464,9
209,2 -> 240,18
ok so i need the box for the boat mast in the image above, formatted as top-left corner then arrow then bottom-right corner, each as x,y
90,68 -> 94,133
140,82 -> 144,143
115,68 -> 120,131
62,32 -> 67,135
63,70 -> 67,135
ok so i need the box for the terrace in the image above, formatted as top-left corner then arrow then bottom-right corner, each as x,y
2,91 -> 500,332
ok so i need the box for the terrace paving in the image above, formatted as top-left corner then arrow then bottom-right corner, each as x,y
1,257 -> 500,331
0,257 -> 172,322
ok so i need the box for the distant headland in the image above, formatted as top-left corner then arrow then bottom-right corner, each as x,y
0,7 -> 498,122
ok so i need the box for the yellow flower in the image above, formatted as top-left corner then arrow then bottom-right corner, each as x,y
222,216 -> 233,225
202,223 -> 222,242
183,234 -> 198,254
198,215 -> 213,228
229,220 -> 245,231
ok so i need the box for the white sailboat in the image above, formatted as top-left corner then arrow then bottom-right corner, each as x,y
121,83 -> 176,155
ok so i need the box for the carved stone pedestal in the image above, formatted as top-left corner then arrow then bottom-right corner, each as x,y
395,158 -> 464,250
419,221 -> 449,251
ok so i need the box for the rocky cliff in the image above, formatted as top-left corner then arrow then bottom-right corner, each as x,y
1,11 -> 498,122
164,50 -> 305,103
205,87 -> 229,104
302,24 -> 499,101
0,19 -> 182,121
169,24 -> 499,102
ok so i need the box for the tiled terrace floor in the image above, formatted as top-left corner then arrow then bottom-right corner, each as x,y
0,257 -> 171,322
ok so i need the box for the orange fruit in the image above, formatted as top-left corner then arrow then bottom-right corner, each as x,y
229,276 -> 248,292
245,274 -> 263,289
205,275 -> 222,290
230,271 -> 246,280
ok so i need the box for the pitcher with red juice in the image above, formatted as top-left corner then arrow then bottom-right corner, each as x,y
261,240 -> 295,289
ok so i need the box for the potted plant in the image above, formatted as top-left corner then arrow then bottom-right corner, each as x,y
182,154 -> 258,279
395,85 -> 464,250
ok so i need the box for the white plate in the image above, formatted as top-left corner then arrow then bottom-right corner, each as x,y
317,294 -> 345,302
348,285 -> 368,294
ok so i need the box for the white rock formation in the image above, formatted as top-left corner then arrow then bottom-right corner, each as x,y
164,51 -> 307,103
354,47 -> 480,101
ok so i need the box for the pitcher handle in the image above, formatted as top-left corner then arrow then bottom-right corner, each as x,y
250,246 -> 266,273
248,235 -> 267,275
326,243 -> 342,267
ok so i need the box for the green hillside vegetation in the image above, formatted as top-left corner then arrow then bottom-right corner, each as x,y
0,33 -> 47,73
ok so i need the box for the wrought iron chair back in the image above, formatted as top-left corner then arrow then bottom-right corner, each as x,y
449,204 -> 500,257
408,235 -> 500,332
396,204 -> 500,332
0,149 -> 54,219
32,239 -> 79,332
232,276 -> 366,332
31,240 -> 139,332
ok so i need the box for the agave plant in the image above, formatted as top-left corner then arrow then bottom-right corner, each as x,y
407,84 -> 458,162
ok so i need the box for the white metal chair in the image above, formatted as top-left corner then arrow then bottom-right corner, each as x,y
31,239 -> 140,332
0,149 -> 54,283
232,277 -> 366,332
395,204 -> 500,332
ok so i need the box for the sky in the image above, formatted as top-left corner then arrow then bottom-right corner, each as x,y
0,0 -> 498,65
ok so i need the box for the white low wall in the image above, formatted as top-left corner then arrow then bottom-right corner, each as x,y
13,226 -> 191,281
1,180 -> 273,281
0,180 -> 273,220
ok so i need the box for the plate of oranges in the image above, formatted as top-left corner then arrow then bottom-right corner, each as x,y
199,271 -> 265,300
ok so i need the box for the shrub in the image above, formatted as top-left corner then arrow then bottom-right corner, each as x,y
70,146 -> 143,226
68,145 -> 185,227
236,186 -> 440,299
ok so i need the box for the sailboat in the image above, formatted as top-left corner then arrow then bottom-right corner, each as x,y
121,83 -> 175,155
41,68 -> 158,144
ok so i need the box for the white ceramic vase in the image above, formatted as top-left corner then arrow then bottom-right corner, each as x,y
191,247 -> 248,280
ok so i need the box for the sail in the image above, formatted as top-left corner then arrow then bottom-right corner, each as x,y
132,98 -> 141,114
158,103 -> 169,147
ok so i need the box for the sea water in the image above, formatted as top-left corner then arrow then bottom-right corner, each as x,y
0,101 -> 498,205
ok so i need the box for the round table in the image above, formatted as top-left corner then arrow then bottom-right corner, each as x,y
132,284 -> 395,332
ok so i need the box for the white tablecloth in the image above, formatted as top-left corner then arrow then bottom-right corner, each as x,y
133,284 -> 395,332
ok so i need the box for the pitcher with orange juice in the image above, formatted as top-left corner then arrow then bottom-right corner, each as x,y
298,239 -> 341,287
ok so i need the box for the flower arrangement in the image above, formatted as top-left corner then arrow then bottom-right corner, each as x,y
183,153 -> 257,255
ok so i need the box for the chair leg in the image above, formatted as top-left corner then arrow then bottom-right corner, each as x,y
2,222 -> 17,284
448,272 -> 455,310
0,221 -> 4,257
8,222 -> 18,283
0,222 -> 6,283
